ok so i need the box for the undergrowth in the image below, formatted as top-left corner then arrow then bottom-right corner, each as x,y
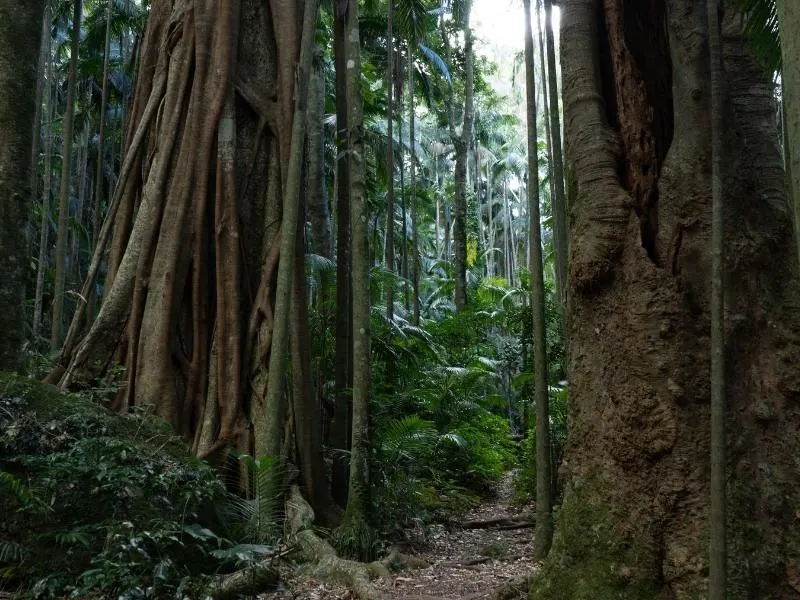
0,375 -> 279,599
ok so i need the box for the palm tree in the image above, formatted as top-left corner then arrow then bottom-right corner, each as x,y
522,0 -> 552,560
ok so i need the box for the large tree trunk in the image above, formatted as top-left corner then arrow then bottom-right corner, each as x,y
51,0 -> 307,464
0,0 -> 45,370
531,0 -> 800,598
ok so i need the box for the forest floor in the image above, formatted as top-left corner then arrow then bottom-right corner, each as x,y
264,471 -> 538,600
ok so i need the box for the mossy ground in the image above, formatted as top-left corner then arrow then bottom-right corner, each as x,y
529,477 -> 664,600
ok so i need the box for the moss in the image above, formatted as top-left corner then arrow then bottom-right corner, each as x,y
529,477 -> 665,600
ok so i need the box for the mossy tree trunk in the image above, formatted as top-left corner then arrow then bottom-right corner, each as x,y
50,0 -> 311,468
0,0 -> 45,370
531,0 -> 800,598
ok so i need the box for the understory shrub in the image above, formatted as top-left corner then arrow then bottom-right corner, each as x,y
0,375 -> 273,599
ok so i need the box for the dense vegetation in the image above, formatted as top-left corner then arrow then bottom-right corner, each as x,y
1,0 -> 798,598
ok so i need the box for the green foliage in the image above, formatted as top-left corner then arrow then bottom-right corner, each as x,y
0,375 -> 273,599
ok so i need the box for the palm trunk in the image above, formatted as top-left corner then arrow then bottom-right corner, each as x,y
385,0 -> 395,323
51,0 -> 83,350
409,48 -> 420,325
706,0 -> 726,595
777,1 -> 799,265
337,0 -> 374,558
543,0 -> 568,308
453,0 -> 474,311
523,0 -> 553,559
331,0 -> 352,508
33,5 -> 53,343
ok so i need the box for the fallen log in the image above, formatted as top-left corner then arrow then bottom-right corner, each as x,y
461,516 -> 535,530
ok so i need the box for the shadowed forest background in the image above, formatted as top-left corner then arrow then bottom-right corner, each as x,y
1,0 -> 799,598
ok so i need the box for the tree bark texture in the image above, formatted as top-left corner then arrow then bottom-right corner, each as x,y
531,0 -> 800,598
51,0 -> 313,468
0,0 -> 45,370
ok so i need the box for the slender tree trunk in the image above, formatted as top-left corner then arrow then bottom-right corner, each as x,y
259,0 -> 319,459
33,5 -> 53,343
385,0 -> 395,323
777,0 -> 800,266
544,0 -> 568,309
331,0 -> 352,508
531,0 -> 800,596
409,48 -> 420,325
307,49 -> 331,262
338,0 -> 373,555
29,10 -> 49,236
87,0 -> 114,321
398,58 -> 409,310
0,0 -> 45,369
707,0 -> 726,596
51,0 -> 82,350
453,0 -> 473,311
523,0 -> 553,560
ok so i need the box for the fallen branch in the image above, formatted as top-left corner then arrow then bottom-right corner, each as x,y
461,516 -> 535,530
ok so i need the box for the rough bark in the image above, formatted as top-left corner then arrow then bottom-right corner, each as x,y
258,0 -> 318,460
0,0 -> 45,369
52,0 -> 306,469
51,0 -> 82,350
777,0 -> 800,264
523,0 -> 552,560
531,0 -> 800,598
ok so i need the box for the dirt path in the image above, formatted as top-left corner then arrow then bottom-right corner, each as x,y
266,472 -> 538,600
374,472 -> 537,600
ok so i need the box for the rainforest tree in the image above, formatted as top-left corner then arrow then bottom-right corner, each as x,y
531,0 -> 800,597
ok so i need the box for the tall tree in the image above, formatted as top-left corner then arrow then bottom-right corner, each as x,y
386,0 -> 396,323
50,0 -> 311,468
543,0 -> 568,309
338,0 -> 373,557
523,0 -> 552,560
452,0 -> 474,311
51,0 -> 83,350
530,0 -> 800,596
0,0 -> 45,369
777,0 -> 799,258
707,0 -> 726,596
331,0 -> 353,509
33,4 -> 54,343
